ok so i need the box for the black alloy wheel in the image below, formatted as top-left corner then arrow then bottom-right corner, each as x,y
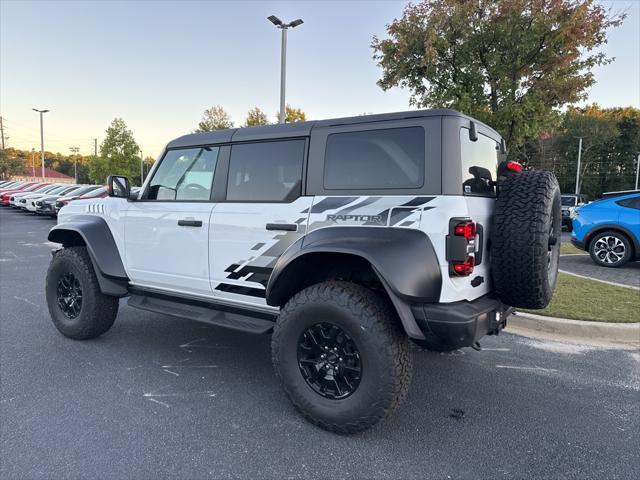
297,322 -> 362,400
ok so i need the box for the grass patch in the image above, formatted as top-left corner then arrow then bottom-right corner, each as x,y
560,242 -> 585,255
521,273 -> 639,322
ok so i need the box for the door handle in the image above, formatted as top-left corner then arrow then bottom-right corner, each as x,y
178,219 -> 203,227
266,223 -> 297,232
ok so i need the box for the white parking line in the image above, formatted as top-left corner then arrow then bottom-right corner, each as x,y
558,269 -> 640,290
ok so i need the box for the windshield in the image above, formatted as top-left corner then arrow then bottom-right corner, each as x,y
561,196 -> 577,207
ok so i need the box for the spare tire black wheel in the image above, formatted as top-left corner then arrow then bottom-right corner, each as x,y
491,170 -> 561,309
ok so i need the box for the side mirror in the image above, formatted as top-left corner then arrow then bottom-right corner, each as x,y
107,175 -> 131,198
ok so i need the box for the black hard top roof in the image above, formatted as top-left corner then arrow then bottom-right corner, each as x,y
166,108 -> 497,149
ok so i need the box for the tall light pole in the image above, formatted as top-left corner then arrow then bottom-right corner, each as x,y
635,153 -> 639,191
139,148 -> 144,184
32,108 -> 49,180
575,137 -> 583,195
70,146 -> 79,183
267,15 -> 304,124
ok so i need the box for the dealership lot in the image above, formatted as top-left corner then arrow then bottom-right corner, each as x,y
1,207 -> 638,479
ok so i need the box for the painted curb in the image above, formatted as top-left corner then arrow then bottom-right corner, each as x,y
508,311 -> 640,347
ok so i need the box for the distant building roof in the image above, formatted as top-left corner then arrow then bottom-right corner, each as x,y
43,168 -> 73,179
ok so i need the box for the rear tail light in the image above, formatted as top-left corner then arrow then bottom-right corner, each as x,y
446,219 -> 477,276
454,221 -> 476,241
453,256 -> 475,276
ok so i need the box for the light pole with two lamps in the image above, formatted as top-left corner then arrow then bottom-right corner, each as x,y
267,15 -> 303,124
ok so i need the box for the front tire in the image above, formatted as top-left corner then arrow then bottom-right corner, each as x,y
589,231 -> 632,268
272,281 -> 413,434
46,247 -> 119,339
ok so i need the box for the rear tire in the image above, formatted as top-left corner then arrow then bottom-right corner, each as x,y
46,247 -> 119,339
272,281 -> 413,434
491,171 -> 561,309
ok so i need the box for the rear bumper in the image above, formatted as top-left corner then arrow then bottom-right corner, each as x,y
411,295 -> 513,348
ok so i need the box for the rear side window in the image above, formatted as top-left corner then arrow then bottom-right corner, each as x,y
323,127 -> 425,190
226,140 -> 305,202
616,196 -> 640,210
460,129 -> 499,196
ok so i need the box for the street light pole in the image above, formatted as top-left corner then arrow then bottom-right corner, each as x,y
70,146 -> 79,183
635,153 -> 639,190
32,108 -> 49,181
140,148 -> 144,184
575,137 -> 583,195
268,15 -> 304,124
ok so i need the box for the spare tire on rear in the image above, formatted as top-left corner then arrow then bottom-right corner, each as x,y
491,170 -> 561,309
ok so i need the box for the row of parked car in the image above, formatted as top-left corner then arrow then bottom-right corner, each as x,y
0,180 -> 107,216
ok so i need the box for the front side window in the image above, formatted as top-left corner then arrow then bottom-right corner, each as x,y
460,129 -> 500,196
226,140 -> 305,202
147,147 -> 219,201
323,127 -> 425,190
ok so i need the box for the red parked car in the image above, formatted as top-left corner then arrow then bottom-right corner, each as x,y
1,183 -> 48,205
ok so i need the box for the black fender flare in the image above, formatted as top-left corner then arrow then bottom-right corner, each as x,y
266,227 -> 443,339
48,215 -> 129,296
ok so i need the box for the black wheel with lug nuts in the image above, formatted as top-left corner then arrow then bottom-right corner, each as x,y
46,246 -> 119,340
589,231 -> 632,268
272,281 -> 413,434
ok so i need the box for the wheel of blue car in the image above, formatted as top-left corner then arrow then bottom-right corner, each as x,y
588,231 -> 632,268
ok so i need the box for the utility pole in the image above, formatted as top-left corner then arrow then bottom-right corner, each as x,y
0,116 -> 5,151
267,16 -> 304,124
32,108 -> 49,180
635,153 -> 639,191
94,138 -> 97,157
70,146 -> 79,183
31,148 -> 35,177
575,137 -> 583,195
139,148 -> 144,184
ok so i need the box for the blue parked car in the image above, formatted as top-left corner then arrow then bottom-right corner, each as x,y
571,191 -> 640,267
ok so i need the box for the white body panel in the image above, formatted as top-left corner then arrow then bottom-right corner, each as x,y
123,202 -> 215,297
209,197 -> 313,308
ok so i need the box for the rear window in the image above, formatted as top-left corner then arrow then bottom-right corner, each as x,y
323,127 -> 425,190
616,196 -> 640,210
460,129 -> 499,196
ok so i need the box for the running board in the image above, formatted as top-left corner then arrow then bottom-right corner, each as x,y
128,293 -> 276,334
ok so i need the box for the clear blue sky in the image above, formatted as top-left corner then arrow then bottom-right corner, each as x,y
1,0 -> 639,158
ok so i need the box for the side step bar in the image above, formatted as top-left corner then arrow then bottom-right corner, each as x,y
128,293 -> 277,334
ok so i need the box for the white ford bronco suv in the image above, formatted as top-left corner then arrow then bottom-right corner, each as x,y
46,109 -> 561,433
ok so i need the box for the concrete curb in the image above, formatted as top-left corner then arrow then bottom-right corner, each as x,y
507,311 -> 640,348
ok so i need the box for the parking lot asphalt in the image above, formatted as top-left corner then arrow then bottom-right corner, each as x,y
1,207 -> 639,480
560,253 -> 640,288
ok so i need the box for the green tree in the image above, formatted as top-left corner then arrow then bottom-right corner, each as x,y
372,0 -> 624,149
0,148 -> 25,179
523,106 -> 640,199
244,107 -> 270,127
89,118 -> 140,185
276,105 -> 307,123
195,105 -> 234,132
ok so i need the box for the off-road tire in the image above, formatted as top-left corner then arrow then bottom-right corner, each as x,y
491,171 -> 561,309
46,247 -> 119,339
588,230 -> 633,268
272,281 -> 413,434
